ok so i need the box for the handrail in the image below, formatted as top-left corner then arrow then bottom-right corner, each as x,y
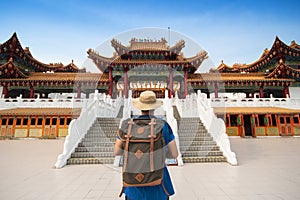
0,96 -> 86,109
55,92 -> 123,168
211,96 -> 300,110
55,99 -> 98,168
162,91 -> 183,166
174,91 -> 238,165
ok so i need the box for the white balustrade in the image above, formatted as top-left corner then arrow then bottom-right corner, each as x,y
55,91 -> 123,168
174,91 -> 238,165
162,90 -> 183,166
211,96 -> 300,110
0,95 -> 86,109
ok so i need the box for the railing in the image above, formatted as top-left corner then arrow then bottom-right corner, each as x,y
174,91 -> 238,165
211,96 -> 300,110
0,96 -> 86,109
55,92 -> 123,168
162,91 -> 183,166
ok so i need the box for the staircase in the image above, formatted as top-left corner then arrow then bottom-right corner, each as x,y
67,118 -> 120,165
173,107 -> 227,163
67,105 -> 226,165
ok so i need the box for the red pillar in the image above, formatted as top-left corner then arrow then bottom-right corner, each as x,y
168,66 -> 173,98
259,86 -> 264,98
2,84 -> 9,98
108,66 -> 113,97
214,83 -> 219,98
283,85 -> 290,98
29,86 -> 35,98
183,67 -> 188,98
77,84 -> 81,98
123,67 -> 128,98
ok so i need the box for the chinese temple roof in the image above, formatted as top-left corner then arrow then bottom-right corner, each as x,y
88,38 -> 208,73
0,72 -> 108,83
0,33 -> 84,75
188,72 -> 294,82
216,37 -> 300,73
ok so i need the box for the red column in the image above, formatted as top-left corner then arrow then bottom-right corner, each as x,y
108,66 -> 113,97
29,85 -> 35,98
214,83 -> 219,98
2,84 -> 9,98
183,67 -> 188,98
123,67 -> 128,98
283,85 -> 290,98
259,86 -> 264,98
168,66 -> 173,98
77,84 -> 81,98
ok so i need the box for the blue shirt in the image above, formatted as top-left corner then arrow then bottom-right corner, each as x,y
122,115 -> 175,200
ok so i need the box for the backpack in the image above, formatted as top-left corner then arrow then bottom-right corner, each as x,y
118,117 -> 166,188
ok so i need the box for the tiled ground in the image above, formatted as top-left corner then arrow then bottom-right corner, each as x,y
0,137 -> 300,200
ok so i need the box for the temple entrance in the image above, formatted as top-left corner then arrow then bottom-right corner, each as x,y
243,115 -> 253,137
132,89 -> 165,98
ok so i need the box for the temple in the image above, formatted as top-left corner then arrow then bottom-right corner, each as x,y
87,37 -> 208,98
1,32 -> 300,166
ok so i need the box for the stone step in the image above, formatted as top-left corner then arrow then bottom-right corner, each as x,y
78,142 -> 115,147
178,137 -> 213,141
182,151 -> 223,157
84,133 -> 117,138
88,128 -> 119,132
71,152 -> 114,158
89,126 -> 119,130
179,141 -> 217,146
67,158 -> 115,165
178,129 -> 207,133
75,147 -> 114,152
179,146 -> 220,151
81,138 -> 116,143
182,156 -> 227,163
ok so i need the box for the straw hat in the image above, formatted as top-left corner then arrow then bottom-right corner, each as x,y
133,91 -> 163,111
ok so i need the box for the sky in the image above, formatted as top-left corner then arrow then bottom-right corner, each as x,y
1,0 -> 300,72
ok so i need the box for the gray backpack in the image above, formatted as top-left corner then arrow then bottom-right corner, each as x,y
118,117 -> 166,188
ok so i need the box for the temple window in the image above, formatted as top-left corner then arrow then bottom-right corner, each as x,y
271,114 -> 277,126
1,118 -> 7,126
293,116 -> 299,124
30,118 -> 36,126
52,118 -> 57,125
23,118 -> 28,126
8,118 -> 14,125
286,116 -> 291,124
258,115 -> 264,126
45,118 -> 51,125
230,115 -> 237,126
37,118 -> 43,126
60,118 -> 65,126
279,117 -> 285,124
16,118 -> 22,125
66,118 -> 72,125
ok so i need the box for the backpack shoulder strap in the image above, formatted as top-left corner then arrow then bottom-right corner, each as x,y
149,118 -> 156,172
122,118 -> 134,172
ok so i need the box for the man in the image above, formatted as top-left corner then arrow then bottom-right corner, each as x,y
114,90 -> 178,200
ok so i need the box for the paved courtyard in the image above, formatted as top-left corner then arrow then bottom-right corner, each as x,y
0,137 -> 300,200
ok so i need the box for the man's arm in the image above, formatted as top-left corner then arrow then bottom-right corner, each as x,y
166,139 -> 178,159
114,138 -> 123,156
